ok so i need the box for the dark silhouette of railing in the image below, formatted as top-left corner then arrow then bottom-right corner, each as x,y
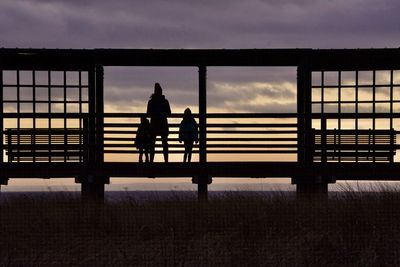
3,113 -> 299,161
4,112 -> 399,165
103,113 -> 298,157
5,128 -> 87,162
313,128 -> 397,162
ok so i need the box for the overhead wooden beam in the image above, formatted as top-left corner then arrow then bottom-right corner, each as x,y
0,48 -> 400,69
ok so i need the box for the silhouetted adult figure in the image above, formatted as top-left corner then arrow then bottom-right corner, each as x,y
147,83 -> 171,162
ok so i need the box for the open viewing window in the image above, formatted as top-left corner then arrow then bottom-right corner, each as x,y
311,70 -> 400,162
1,69 -> 91,163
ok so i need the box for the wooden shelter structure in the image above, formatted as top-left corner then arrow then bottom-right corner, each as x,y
1,48 -> 400,200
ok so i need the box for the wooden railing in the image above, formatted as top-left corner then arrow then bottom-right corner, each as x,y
2,112 -> 399,164
103,113 -> 298,157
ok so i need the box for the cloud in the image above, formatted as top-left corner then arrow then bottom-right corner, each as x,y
1,0 -> 399,113
208,80 -> 296,112
101,66 -> 297,113
1,0 -> 399,49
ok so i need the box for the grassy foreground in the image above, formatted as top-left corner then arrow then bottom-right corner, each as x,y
1,187 -> 400,266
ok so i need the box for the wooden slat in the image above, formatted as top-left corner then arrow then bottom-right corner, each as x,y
103,130 -> 298,134
102,150 -> 298,154
103,144 -> 297,148
103,137 -> 298,142
5,127 -> 86,162
104,123 -> 297,128
313,128 -> 396,162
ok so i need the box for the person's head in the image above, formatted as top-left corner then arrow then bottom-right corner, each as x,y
183,108 -> 192,119
154,83 -> 163,96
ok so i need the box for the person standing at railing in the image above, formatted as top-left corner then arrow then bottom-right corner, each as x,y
179,108 -> 199,162
146,83 -> 171,162
135,116 -> 151,163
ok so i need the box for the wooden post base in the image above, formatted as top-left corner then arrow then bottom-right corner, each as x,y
76,176 -> 108,203
296,183 -> 328,199
198,174 -> 210,202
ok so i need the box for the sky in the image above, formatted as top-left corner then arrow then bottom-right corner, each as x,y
1,0 -> 400,49
1,0 -> 400,191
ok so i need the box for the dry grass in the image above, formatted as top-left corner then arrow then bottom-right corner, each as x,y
1,187 -> 400,266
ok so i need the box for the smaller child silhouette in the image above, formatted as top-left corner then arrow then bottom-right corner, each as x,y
179,108 -> 199,162
135,116 -> 151,163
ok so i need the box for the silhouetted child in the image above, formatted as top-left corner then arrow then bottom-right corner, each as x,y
179,108 -> 199,162
135,116 -> 151,163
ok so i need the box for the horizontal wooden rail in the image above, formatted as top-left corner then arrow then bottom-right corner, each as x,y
312,100 -> 400,104
103,144 -> 297,148
312,84 -> 400,88
104,150 -> 296,154
2,113 -> 90,118
3,100 -> 90,104
104,137 -> 297,142
104,123 -> 297,128
3,112 -> 399,163
103,112 -> 299,118
4,112 -> 400,119
101,113 -> 298,158
103,130 -> 298,134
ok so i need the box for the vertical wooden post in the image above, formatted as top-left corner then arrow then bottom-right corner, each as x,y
1,70 -> 8,184
32,70 -> 36,163
0,69 -> 3,164
355,71 -> 359,162
80,66 -> 106,202
198,66 -> 208,201
303,66 -> 313,166
390,70 -> 394,164
295,65 -> 328,197
48,71 -> 52,162
296,65 -> 307,175
390,129 -> 394,163
372,70 -> 376,163
96,65 -> 107,199
296,65 -> 313,166
83,117 -> 89,162
321,116 -> 327,163
7,129 -> 11,162
16,70 -> 20,162
63,70 -> 68,162
95,65 -> 104,164
88,68 -> 96,164
79,176 -> 107,203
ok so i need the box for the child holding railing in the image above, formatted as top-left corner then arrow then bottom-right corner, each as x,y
135,116 -> 151,163
179,108 -> 199,162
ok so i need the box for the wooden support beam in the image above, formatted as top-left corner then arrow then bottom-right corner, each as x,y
88,68 -> 96,163
81,180 -> 105,202
78,66 -> 106,203
297,66 -> 306,166
77,175 -> 108,203
198,66 -> 209,201
1,48 -> 400,70
0,69 -> 3,164
95,65 -> 104,164
303,65 -> 313,164
296,183 -> 328,199
294,65 -> 329,196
